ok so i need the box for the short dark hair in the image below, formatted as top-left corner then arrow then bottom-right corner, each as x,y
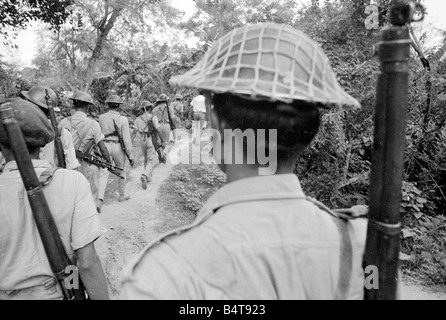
211,93 -> 321,159
73,100 -> 90,109
108,102 -> 120,109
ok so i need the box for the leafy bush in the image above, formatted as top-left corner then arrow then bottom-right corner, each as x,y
170,164 -> 226,215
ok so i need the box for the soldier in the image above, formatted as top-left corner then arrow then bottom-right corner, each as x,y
21,86 -> 80,170
171,93 -> 184,122
0,99 -> 109,300
151,93 -> 175,147
98,95 -> 134,205
133,100 -> 163,189
120,23 -> 367,300
59,91 -> 112,212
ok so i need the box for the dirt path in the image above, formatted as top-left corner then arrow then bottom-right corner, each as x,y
93,139 -> 446,300
94,147 -> 175,299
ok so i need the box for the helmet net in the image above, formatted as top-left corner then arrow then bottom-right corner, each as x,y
170,23 -> 360,111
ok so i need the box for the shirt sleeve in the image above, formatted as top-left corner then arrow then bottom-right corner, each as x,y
71,172 -> 105,250
190,97 -> 197,109
92,120 -> 105,145
60,128 -> 80,170
152,116 -> 160,130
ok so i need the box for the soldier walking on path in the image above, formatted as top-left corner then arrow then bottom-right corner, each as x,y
59,91 -> 112,212
133,100 -> 163,189
21,86 -> 80,170
120,23 -> 368,300
151,93 -> 175,149
98,95 -> 134,205
0,99 -> 109,300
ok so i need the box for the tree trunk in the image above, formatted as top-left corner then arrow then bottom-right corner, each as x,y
84,5 -> 124,90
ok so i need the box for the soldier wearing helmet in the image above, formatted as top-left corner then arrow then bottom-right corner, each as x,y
98,94 -> 134,204
133,100 -> 165,189
59,91 -> 113,212
0,99 -> 109,300
21,85 -> 80,171
121,23 -> 367,300
171,93 -> 185,121
151,93 -> 176,150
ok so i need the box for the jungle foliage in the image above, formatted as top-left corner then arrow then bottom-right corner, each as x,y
1,0 -> 445,285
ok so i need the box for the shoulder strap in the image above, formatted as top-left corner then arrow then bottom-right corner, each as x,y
38,167 -> 60,186
305,197 -> 359,300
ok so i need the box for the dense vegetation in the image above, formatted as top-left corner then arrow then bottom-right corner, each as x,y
1,0 -> 445,286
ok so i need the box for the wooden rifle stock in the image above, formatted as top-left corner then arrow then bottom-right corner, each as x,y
363,2 -> 424,300
45,89 -> 66,168
113,119 -> 132,164
0,98 -> 87,300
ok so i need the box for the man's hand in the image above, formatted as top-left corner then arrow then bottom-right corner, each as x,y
129,158 -> 135,167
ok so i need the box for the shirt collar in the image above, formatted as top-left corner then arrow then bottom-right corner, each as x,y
201,174 -> 306,213
3,159 -> 52,173
73,111 -> 88,118
109,110 -> 120,115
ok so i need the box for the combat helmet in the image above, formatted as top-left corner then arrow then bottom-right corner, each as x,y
174,93 -> 183,100
140,100 -> 153,109
169,23 -> 360,111
156,93 -> 169,103
0,99 -> 54,149
69,91 -> 94,105
106,95 -> 124,104
21,86 -> 61,112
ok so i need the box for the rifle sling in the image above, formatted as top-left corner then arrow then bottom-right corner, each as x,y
26,168 -> 61,196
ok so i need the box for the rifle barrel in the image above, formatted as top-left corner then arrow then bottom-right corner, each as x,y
363,2 -> 421,300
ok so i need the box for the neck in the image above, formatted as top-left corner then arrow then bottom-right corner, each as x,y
223,160 -> 295,184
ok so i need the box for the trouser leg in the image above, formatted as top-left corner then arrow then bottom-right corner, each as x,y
79,161 -> 99,204
140,137 -> 149,169
111,144 -> 127,196
98,167 -> 109,202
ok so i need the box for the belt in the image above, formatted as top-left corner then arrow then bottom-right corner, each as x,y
1,277 -> 58,296
104,132 -> 118,138
103,139 -> 120,144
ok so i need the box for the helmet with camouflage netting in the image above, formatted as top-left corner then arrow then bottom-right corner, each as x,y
169,23 -> 360,111
105,94 -> 124,104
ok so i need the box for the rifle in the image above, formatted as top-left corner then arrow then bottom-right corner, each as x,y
45,89 -> 66,168
76,149 -> 124,178
165,101 -> 176,132
113,119 -> 134,166
0,95 -> 88,300
363,2 -> 424,300
143,115 -> 166,164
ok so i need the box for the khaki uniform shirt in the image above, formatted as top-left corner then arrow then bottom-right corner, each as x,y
58,111 -> 104,153
120,174 -> 367,300
0,160 -> 105,290
40,126 -> 80,170
133,113 -> 160,135
98,110 -> 133,158
152,103 -> 174,124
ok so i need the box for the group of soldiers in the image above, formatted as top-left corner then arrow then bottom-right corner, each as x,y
1,22 -> 373,300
